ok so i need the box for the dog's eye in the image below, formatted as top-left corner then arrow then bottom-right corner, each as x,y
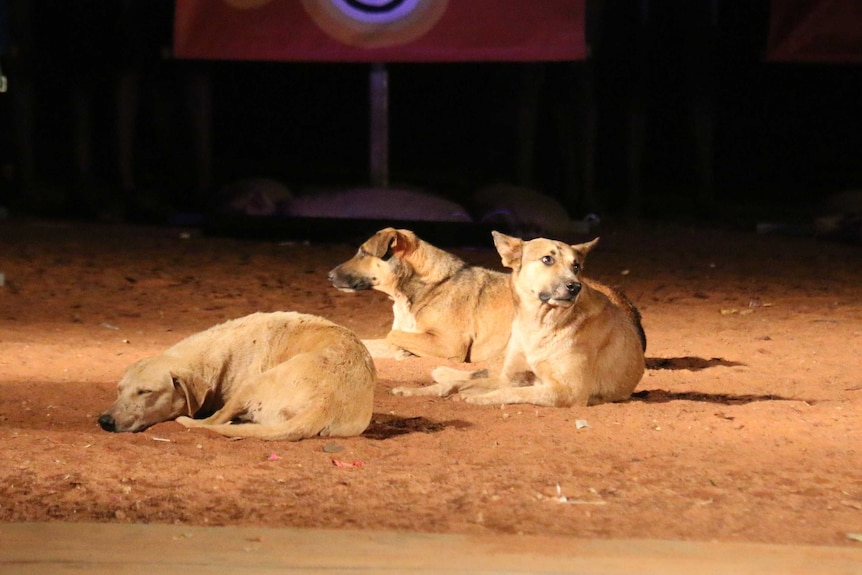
573,262 -> 581,273
541,255 -> 555,265
137,389 -> 152,396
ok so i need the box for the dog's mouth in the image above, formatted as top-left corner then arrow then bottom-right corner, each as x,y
328,272 -> 373,292
333,280 -> 372,292
97,413 -> 149,433
538,282 -> 581,306
539,294 -> 576,307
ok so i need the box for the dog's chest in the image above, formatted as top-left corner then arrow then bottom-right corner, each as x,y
513,311 -> 586,358
391,296 -> 418,332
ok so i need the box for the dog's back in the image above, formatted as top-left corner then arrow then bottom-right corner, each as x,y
166,311 -> 364,395
588,280 -> 647,352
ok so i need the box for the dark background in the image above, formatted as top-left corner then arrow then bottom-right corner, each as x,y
0,1 -> 860,227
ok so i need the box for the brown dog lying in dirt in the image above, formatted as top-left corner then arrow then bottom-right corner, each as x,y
328,227 -> 512,362
98,312 -> 376,440
393,232 -> 646,407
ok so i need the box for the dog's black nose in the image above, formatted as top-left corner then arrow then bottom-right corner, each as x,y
98,414 -> 116,432
566,282 -> 582,296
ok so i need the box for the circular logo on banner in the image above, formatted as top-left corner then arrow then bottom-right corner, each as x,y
302,0 -> 449,48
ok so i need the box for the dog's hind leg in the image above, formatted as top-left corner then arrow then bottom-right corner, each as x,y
176,404 -> 333,441
432,366 -> 488,382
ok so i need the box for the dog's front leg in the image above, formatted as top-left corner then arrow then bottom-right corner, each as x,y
464,383 -> 563,407
176,394 -> 245,428
385,329 -> 469,362
176,408 -> 235,428
360,338 -> 414,359
391,367 -> 492,398
391,380 -> 461,397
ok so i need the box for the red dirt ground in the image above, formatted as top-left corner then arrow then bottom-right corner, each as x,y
0,219 -> 860,547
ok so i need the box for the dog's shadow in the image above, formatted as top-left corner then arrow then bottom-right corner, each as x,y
640,356 -> 814,405
363,413 -> 472,440
646,356 -> 745,371
631,388 -> 808,405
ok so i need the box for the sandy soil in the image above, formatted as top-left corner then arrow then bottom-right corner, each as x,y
0,219 -> 860,547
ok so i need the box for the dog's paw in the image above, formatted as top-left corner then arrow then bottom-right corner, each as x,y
394,349 -> 416,361
175,416 -> 196,428
360,339 -> 398,358
390,386 -> 414,397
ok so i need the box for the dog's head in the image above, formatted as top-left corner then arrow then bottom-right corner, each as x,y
327,228 -> 420,296
493,231 -> 599,308
98,356 -> 211,433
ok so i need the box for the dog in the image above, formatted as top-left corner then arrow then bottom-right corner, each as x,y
392,232 -> 646,407
327,227 -> 513,362
98,311 -> 376,440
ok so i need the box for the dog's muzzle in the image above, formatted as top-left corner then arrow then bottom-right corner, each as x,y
98,413 -> 117,432
327,269 -> 372,292
539,281 -> 581,305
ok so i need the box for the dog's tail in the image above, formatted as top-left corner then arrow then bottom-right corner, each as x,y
432,366 -> 488,383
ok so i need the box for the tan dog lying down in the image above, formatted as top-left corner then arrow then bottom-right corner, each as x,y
328,227 -> 512,362
98,312 -> 376,440
393,233 -> 646,407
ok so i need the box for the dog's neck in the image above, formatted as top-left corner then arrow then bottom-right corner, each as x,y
398,245 -> 469,299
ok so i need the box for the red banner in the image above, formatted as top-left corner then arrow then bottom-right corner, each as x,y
174,0 -> 586,62
767,0 -> 862,62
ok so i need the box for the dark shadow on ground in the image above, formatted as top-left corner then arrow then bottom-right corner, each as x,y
632,388 -> 814,405
363,414 -> 472,440
646,356 -> 746,371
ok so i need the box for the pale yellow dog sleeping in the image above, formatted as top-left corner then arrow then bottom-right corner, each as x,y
98,311 -> 376,440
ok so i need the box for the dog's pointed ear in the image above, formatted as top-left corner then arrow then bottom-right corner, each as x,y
389,229 -> 418,257
492,231 -> 523,269
171,369 -> 212,417
572,237 -> 599,260
364,228 -> 398,258
365,227 -> 417,260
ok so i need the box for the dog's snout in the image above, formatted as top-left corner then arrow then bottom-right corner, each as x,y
98,413 -> 116,432
566,281 -> 582,296
330,271 -> 372,291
